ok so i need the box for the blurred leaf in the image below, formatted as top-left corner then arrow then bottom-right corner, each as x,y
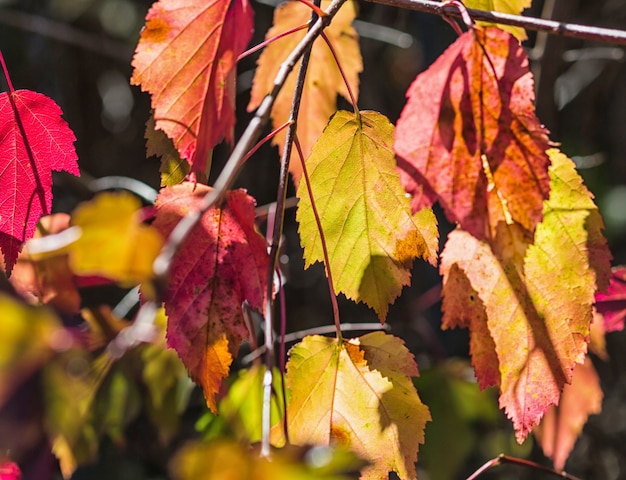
70,192 -> 163,285
415,359 -> 500,480
170,440 -> 364,480
0,293 -> 69,407
219,365 -> 285,443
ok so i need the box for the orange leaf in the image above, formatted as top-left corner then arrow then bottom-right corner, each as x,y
152,183 -> 268,412
248,0 -> 362,186
131,0 -> 254,176
441,151 -> 610,442
395,27 -> 550,240
533,355 -> 602,470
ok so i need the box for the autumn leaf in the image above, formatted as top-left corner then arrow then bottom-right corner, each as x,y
441,150 -> 611,442
69,192 -> 163,285
297,111 -> 438,320
281,332 -> 430,480
248,0 -> 362,186
0,89 -> 79,275
11,214 -> 80,313
170,440 -> 365,480
595,266 -> 626,332
153,183 -> 268,412
131,0 -> 254,176
395,27 -> 550,241
533,355 -> 603,470
463,0 -> 531,40
145,115 -> 190,187
0,460 -> 21,480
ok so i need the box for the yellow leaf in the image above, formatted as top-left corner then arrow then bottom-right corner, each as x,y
297,110 -> 438,320
464,0 -> 531,40
282,332 -> 430,480
145,115 -> 191,187
248,0 -> 362,186
69,192 -> 163,285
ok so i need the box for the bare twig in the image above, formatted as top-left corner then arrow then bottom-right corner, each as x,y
365,0 -> 626,46
466,454 -> 582,480
260,0 -> 322,457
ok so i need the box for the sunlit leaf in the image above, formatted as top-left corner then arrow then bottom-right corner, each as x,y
131,0 -> 253,176
297,111 -> 438,320
0,89 -> 79,274
395,27 -> 550,241
248,0 -> 362,186
281,332 -> 430,479
145,115 -> 190,187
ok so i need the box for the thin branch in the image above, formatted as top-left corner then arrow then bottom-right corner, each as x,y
466,454 -> 583,480
261,0 -> 322,457
364,0 -> 626,46
242,322 -> 390,364
151,0 -> 349,285
320,31 -> 359,113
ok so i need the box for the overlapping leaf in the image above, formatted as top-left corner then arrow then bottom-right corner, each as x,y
145,115 -> 190,186
248,0 -> 362,186
440,150 -> 611,442
533,356 -> 603,470
153,183 -> 268,412
281,332 -> 430,480
0,90 -> 79,274
595,266 -> 626,332
395,27 -> 550,241
464,0 -> 531,39
131,0 -> 254,176
297,111 -> 438,320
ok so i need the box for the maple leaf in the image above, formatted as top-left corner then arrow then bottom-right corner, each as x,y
533,355 -> 602,470
280,332 -> 430,480
595,266 -> 626,332
297,110 -> 438,320
463,0 -> 531,40
131,0 -> 254,176
153,183 -> 268,412
395,27 -> 550,241
0,90 -> 79,275
248,0 -> 362,186
441,150 -> 611,442
69,192 -> 164,285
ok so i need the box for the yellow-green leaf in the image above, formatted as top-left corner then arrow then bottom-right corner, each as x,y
70,192 -> 163,285
282,332 -> 430,480
297,111 -> 438,320
464,0 -> 531,40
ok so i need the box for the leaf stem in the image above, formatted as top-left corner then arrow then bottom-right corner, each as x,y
365,0 -> 626,46
465,454 -> 583,480
237,23 -> 311,62
0,50 -> 15,93
294,135 -> 342,340
241,120 -> 293,166
297,0 -> 329,18
320,31 -> 359,114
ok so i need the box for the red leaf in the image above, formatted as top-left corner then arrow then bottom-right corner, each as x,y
153,183 -> 268,412
131,0 -> 253,176
395,28 -> 550,240
0,90 -> 79,274
595,266 -> 626,332
0,461 -> 21,480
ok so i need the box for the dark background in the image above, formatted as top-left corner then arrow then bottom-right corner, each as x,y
1,0 -> 625,478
